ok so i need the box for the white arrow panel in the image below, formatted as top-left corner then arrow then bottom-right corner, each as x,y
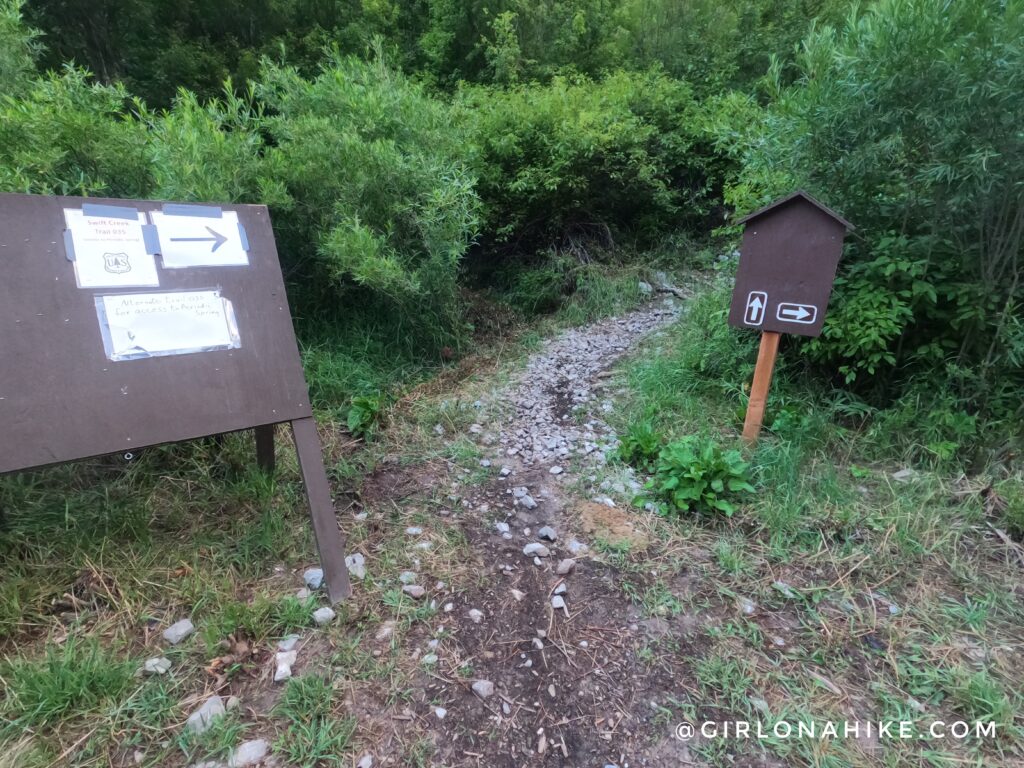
151,210 -> 249,268
775,302 -> 818,324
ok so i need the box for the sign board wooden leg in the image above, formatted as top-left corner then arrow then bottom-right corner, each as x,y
290,417 -> 351,603
742,331 -> 781,445
255,424 -> 275,474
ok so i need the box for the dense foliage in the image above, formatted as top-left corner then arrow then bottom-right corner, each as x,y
3,0 -> 1022,458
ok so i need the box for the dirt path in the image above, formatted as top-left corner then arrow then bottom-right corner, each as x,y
343,298 -> 712,767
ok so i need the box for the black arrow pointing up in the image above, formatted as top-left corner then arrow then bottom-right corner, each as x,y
170,226 -> 228,252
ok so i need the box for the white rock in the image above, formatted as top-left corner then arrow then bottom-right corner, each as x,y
403,585 -> 426,599
345,552 -> 366,580
295,588 -> 311,599
399,570 -> 418,584
275,650 -> 297,682
357,754 -> 373,768
142,657 -> 172,675
567,539 -> 589,556
406,526 -> 423,536
500,467 -> 512,476
434,706 -> 448,719
278,635 -> 300,652
186,696 -> 225,734
472,679 -> 495,699
303,568 -> 324,590
556,559 -> 576,575
523,543 -> 550,557
467,609 -> 484,624
313,607 -> 336,626
538,526 -> 557,541
553,583 -> 567,596
375,621 -> 396,641
228,740 -> 268,768
495,521 -> 510,534
551,595 -> 566,610
422,653 -> 438,665
163,618 -> 195,645
510,589 -> 526,601
520,495 -> 538,510
549,466 -> 563,475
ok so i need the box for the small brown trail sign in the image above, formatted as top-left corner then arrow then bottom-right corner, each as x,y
727,190 -> 854,444
0,193 -> 351,602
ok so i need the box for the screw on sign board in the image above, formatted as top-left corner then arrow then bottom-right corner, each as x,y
0,193 -> 351,602
726,190 -> 854,443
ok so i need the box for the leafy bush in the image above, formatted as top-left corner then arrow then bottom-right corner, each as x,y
617,420 -> 664,471
346,394 -> 385,438
724,0 -> 1024,422
258,52 -> 481,350
647,436 -> 755,516
460,70 -> 719,254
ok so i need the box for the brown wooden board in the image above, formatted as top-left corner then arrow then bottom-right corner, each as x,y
727,191 -> 852,338
0,193 -> 312,472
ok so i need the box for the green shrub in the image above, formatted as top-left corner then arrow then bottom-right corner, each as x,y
617,420 -> 664,471
647,436 -> 754,516
724,0 -> 1024,423
459,70 -> 719,254
258,52 -> 481,351
346,394 -> 385,438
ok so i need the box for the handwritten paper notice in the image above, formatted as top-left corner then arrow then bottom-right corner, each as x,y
95,291 -> 241,361
64,208 -> 160,288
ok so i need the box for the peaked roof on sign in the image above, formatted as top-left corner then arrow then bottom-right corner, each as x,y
737,190 -> 855,231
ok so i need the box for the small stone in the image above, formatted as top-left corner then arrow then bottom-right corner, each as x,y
345,552 -> 366,580
278,635 -> 300,651
375,621 -> 396,641
303,568 -> 324,590
638,280 -> 653,294
500,467 -> 512,477
468,609 -> 484,623
275,650 -> 297,682
415,541 -> 433,550
434,706 -> 448,719
523,543 -> 550,557
567,539 -> 588,556
738,597 -> 757,615
226,696 -> 240,711
142,657 -> 172,675
444,603 -> 455,612
549,466 -> 563,475
892,468 -> 916,482
510,589 -> 526,601
228,740 -> 269,768
422,653 -> 438,665
357,754 -> 373,768
354,511 -> 368,521
472,679 -> 495,699
520,495 -> 538,510
162,618 -> 195,645
399,570 -> 418,584
548,684 -> 556,697
556,559 -> 575,575
480,459 -> 492,468
532,638 -> 544,649
551,595 -> 566,609
502,701 -> 511,715
538,526 -> 557,541
553,582 -> 567,596
295,588 -> 311,599
403,585 -> 426,599
312,607 -> 336,626
495,521 -> 510,534
406,526 -> 423,535
773,581 -> 798,599
186,696 -> 225,734
579,640 -> 589,648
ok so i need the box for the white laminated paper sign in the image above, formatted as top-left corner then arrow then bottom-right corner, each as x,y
95,290 -> 241,361
151,210 -> 249,268
64,208 -> 160,288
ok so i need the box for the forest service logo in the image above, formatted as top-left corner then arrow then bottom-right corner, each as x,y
103,252 -> 132,274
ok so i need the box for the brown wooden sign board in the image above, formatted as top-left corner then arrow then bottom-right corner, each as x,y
728,190 -> 853,338
0,192 -> 351,602
727,190 -> 854,444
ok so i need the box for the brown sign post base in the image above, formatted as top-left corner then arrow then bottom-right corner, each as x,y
741,331 -> 780,445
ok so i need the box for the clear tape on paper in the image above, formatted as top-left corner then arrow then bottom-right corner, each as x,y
94,290 -> 242,362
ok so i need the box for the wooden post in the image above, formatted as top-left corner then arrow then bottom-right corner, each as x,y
290,417 -> 352,603
255,424 -> 276,474
742,331 -> 781,445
